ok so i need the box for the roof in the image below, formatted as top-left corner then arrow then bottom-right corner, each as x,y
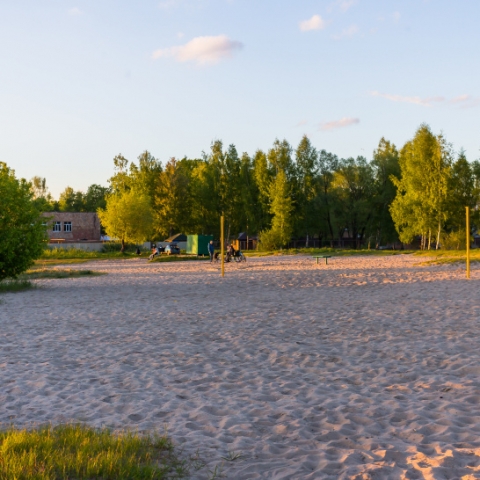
165,233 -> 187,242
238,232 -> 257,240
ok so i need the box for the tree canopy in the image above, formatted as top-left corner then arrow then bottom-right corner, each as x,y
26,124 -> 480,250
0,163 -> 46,280
97,189 -> 153,252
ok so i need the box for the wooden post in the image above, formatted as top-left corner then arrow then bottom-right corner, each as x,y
466,206 -> 470,279
221,213 -> 225,277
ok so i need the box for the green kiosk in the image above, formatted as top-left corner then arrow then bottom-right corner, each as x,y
186,235 -> 213,256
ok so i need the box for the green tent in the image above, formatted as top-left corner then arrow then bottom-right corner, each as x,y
186,235 -> 213,255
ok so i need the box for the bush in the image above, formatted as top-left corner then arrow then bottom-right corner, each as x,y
258,228 -> 287,251
101,241 -> 144,253
0,163 -> 46,281
441,231 -> 469,250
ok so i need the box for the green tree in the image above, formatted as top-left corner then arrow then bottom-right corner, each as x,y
129,151 -> 163,201
97,189 -> 153,252
154,158 -> 193,239
295,135 -> 318,245
332,157 -> 375,248
390,124 -> 452,249
252,149 -> 272,232
0,163 -> 46,280
58,186 -> 85,212
30,176 -> 54,212
259,170 -> 294,249
371,138 -> 400,247
84,184 -> 110,212
314,150 -> 340,246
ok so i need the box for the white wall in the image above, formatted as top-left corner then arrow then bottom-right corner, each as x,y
45,242 -> 104,252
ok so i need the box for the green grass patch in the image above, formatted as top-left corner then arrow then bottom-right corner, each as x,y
0,279 -> 34,293
412,248 -> 480,266
33,258 -> 91,268
23,269 -> 106,280
40,248 -> 149,261
244,247 -> 415,257
0,424 -> 188,479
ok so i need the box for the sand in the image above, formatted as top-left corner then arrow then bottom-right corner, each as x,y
1,254 -> 480,479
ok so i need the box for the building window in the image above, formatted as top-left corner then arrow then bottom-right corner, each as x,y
64,222 -> 72,232
53,221 -> 61,232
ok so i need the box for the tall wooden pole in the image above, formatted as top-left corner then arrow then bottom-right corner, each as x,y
221,213 -> 225,277
466,206 -> 470,279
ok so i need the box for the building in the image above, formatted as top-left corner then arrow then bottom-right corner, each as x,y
42,212 -> 101,243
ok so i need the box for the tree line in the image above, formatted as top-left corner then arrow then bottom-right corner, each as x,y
31,124 -> 480,250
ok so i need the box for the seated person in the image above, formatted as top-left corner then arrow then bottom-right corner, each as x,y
148,246 -> 159,261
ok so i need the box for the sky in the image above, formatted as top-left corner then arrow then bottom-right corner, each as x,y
1,0 -> 480,198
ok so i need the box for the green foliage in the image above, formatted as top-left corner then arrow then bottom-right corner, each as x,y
0,424 -> 187,479
0,279 -> 34,293
390,124 -> 452,249
154,158 -> 194,239
0,163 -> 47,280
24,268 -> 104,279
28,125 -> 480,252
97,189 -> 154,251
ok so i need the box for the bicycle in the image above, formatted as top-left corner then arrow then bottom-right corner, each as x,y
214,250 -> 246,263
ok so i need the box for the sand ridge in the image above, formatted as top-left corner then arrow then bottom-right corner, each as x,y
1,254 -> 480,478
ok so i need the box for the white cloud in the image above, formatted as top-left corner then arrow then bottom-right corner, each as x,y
295,120 -> 308,127
152,35 -> 243,66
339,0 -> 357,12
332,24 -> 359,39
299,14 -> 326,32
320,117 -> 359,131
68,7 -> 82,16
450,95 -> 480,108
392,11 -> 401,22
370,91 -> 445,107
328,0 -> 357,13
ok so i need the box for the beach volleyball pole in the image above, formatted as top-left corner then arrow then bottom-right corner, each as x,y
466,206 -> 470,279
221,213 -> 225,277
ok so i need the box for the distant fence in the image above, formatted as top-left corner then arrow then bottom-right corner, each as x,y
46,242 -> 104,252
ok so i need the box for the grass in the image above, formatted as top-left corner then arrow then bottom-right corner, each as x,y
41,248 -> 148,260
412,248 -> 480,266
23,269 -> 106,280
0,424 -> 188,479
0,267 -> 105,294
243,247 -> 415,257
34,258 -> 91,267
0,279 -> 34,293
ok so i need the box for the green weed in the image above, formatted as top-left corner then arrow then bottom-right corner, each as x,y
0,279 -> 34,293
0,424 -> 188,479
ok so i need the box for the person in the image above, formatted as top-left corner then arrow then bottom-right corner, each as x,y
208,240 -> 215,262
225,243 -> 234,262
135,247 -> 141,255
148,245 -> 158,261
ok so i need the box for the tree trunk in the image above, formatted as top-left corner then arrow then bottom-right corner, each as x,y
436,220 -> 441,250
427,229 -> 432,250
121,237 -> 125,253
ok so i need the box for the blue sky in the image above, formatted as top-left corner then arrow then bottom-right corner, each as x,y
1,0 -> 479,197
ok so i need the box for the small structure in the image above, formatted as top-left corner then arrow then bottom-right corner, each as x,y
41,212 -> 102,251
187,235 -> 213,255
165,233 -> 187,243
42,212 -> 101,242
233,232 -> 257,251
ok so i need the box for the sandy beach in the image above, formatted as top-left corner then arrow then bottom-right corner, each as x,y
1,254 -> 480,479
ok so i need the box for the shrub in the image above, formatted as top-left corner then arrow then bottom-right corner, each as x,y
0,163 -> 46,281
